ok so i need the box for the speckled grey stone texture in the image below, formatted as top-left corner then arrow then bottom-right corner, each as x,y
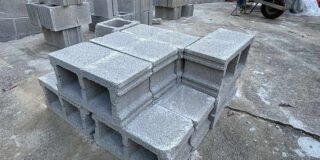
36,2 -> 91,31
185,28 -> 254,64
81,50 -> 153,123
126,104 -> 194,160
157,84 -> 215,129
95,18 -> 139,37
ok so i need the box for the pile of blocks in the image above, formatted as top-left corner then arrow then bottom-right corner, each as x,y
39,24 -> 253,160
89,0 -> 119,31
90,0 -> 153,31
154,0 -> 194,20
26,0 -> 92,48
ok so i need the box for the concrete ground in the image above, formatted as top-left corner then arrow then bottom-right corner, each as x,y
0,2 -> 319,160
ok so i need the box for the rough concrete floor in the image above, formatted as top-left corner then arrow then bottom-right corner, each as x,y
0,2 -> 320,160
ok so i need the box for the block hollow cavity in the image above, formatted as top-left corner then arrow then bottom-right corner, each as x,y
83,78 -> 112,116
44,87 -> 62,113
127,139 -> 158,160
225,55 -> 239,80
62,99 -> 82,129
56,65 -> 82,101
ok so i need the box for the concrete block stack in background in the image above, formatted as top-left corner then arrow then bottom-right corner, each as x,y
26,0 -> 92,48
95,18 -> 139,37
117,0 -> 154,25
0,0 -> 41,42
154,0 -> 194,20
39,23 -> 253,159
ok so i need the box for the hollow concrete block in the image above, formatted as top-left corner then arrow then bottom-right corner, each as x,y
89,15 -> 110,32
42,26 -> 84,49
93,0 -> 118,18
37,2 -> 91,31
95,18 -> 139,37
126,104 -> 194,160
181,4 -> 194,17
155,6 -> 181,20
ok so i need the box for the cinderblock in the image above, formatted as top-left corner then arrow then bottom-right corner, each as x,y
155,6 -> 181,20
157,85 -> 215,129
38,72 -> 64,117
93,0 -> 118,18
117,12 -> 135,21
91,32 -> 179,99
126,104 -> 194,160
181,4 -> 194,17
95,18 -> 139,37
42,26 -> 84,49
37,2 -> 91,31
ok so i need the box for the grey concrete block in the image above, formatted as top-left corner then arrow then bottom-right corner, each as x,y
124,138 -> 158,160
126,104 -> 194,160
15,17 -> 41,39
61,98 -> 83,130
80,50 -> 153,123
42,26 -> 84,49
48,42 -> 115,103
157,84 -> 215,129
140,10 -> 152,25
26,3 -> 41,26
91,32 -> 179,98
0,18 -> 16,42
39,0 -> 83,6
123,24 -> 200,50
93,117 -> 125,159
189,120 -> 210,149
37,2 -> 91,31
93,0 -> 118,18
95,18 -> 139,37
38,72 -> 64,117
181,4 -> 194,17
80,108 -> 95,136
155,6 -> 181,20
117,12 -> 135,21
89,15 -> 110,32
185,28 -> 254,64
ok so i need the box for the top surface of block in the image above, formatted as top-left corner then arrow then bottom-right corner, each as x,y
97,18 -> 139,29
82,50 -> 152,89
91,32 -> 178,67
185,28 -> 254,63
38,72 -> 58,91
49,42 -> 114,70
126,104 -> 194,152
123,24 -> 200,49
157,85 -> 215,125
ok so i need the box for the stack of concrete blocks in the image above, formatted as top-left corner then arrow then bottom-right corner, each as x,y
89,0 -> 118,31
183,28 -> 254,128
26,0 -> 92,48
154,0 -> 194,19
38,24 -> 253,160
117,0 -> 154,25
95,18 -> 140,37
0,0 -> 41,42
